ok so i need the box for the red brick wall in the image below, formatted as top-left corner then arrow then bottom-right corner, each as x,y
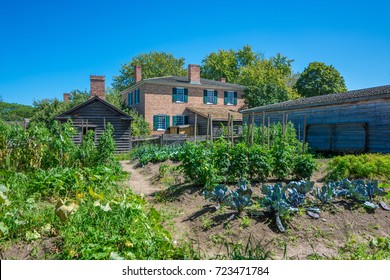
90,76 -> 105,100
188,64 -> 200,84
141,83 -> 244,133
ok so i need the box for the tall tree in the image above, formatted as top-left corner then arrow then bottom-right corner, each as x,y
112,51 -> 187,92
239,59 -> 291,108
294,62 -> 347,97
201,46 -> 297,108
201,45 -> 261,83
0,101 -> 36,121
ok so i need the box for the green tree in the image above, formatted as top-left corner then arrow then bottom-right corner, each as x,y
239,58 -> 293,108
112,51 -> 187,92
31,90 -> 89,127
0,101 -> 36,121
201,46 -> 297,108
294,62 -> 347,97
201,45 -> 261,83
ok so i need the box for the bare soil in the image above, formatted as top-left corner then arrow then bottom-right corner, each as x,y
122,160 -> 390,260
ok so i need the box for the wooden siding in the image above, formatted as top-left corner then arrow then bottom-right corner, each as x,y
243,97 -> 390,153
58,100 -> 131,152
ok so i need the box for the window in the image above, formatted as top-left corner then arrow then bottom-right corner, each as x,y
224,91 -> 237,105
128,92 -> 133,106
172,88 -> 188,103
80,125 -> 96,141
204,90 -> 217,104
153,115 -> 170,131
134,89 -> 140,104
173,115 -> 188,126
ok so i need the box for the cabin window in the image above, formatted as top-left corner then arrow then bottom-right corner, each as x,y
80,125 -> 96,141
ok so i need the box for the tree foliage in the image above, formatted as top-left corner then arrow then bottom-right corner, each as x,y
111,51 -> 187,92
201,46 -> 298,108
201,45 -> 261,83
30,90 -> 89,127
294,62 -> 347,97
0,101 -> 36,121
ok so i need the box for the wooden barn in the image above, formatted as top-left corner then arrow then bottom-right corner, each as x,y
55,76 -> 133,152
240,85 -> 390,153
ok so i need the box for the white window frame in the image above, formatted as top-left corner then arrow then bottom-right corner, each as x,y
157,115 -> 166,131
206,89 -> 214,104
226,91 -> 234,105
175,87 -> 185,103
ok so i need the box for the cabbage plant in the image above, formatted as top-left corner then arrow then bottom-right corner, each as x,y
260,183 -> 298,232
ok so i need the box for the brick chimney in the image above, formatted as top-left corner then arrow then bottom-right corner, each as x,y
63,93 -> 70,102
220,77 -> 226,83
134,65 -> 142,83
188,64 -> 200,84
90,75 -> 105,100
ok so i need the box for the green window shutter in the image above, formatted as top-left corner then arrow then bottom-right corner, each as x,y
203,90 -> 207,104
165,115 -> 170,129
234,92 -> 237,105
214,90 -> 218,104
153,115 -> 159,131
184,88 -> 188,103
128,92 -> 133,106
184,116 -> 189,125
135,89 -> 139,104
172,88 -> 177,102
173,115 -> 177,126
224,91 -> 228,105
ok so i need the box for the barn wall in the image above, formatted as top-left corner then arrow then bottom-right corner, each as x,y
243,97 -> 390,153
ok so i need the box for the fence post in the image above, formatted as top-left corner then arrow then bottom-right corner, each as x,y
262,112 -> 265,149
210,115 -> 213,142
302,115 -> 307,154
267,117 -> 270,149
251,112 -> 255,146
194,113 -> 197,143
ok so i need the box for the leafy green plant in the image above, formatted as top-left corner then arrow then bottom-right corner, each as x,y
247,144 -> 271,182
225,180 -> 253,214
260,183 -> 298,232
326,154 -> 390,182
203,185 -> 232,208
314,183 -> 336,204
330,179 -> 387,210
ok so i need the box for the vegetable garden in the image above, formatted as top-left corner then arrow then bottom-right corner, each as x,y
1,119 -> 390,260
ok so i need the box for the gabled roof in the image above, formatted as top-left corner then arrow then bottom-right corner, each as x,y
241,85 -> 390,114
186,106 -> 242,121
55,96 -> 133,120
121,75 -> 245,94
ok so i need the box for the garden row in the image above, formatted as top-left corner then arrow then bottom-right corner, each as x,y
0,120 -> 196,260
203,178 -> 389,233
132,123 -> 317,187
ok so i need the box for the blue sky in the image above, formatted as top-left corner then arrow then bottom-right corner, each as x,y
0,0 -> 389,105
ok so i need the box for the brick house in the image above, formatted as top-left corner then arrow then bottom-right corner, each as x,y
121,64 -> 245,135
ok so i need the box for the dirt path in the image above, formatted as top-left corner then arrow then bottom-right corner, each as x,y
120,160 -> 162,197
